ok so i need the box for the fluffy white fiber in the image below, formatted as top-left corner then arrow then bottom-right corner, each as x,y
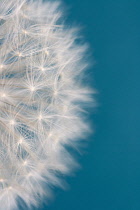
0,0 -> 92,209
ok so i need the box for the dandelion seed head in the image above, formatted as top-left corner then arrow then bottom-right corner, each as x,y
0,0 -> 93,209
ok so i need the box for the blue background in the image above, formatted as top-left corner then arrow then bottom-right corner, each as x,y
41,0 -> 140,210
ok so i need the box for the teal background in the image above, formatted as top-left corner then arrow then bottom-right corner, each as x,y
41,0 -> 140,210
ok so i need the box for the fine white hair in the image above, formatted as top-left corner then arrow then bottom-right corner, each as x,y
0,0 -> 93,209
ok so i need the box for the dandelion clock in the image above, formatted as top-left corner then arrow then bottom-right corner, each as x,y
0,0 -> 93,209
